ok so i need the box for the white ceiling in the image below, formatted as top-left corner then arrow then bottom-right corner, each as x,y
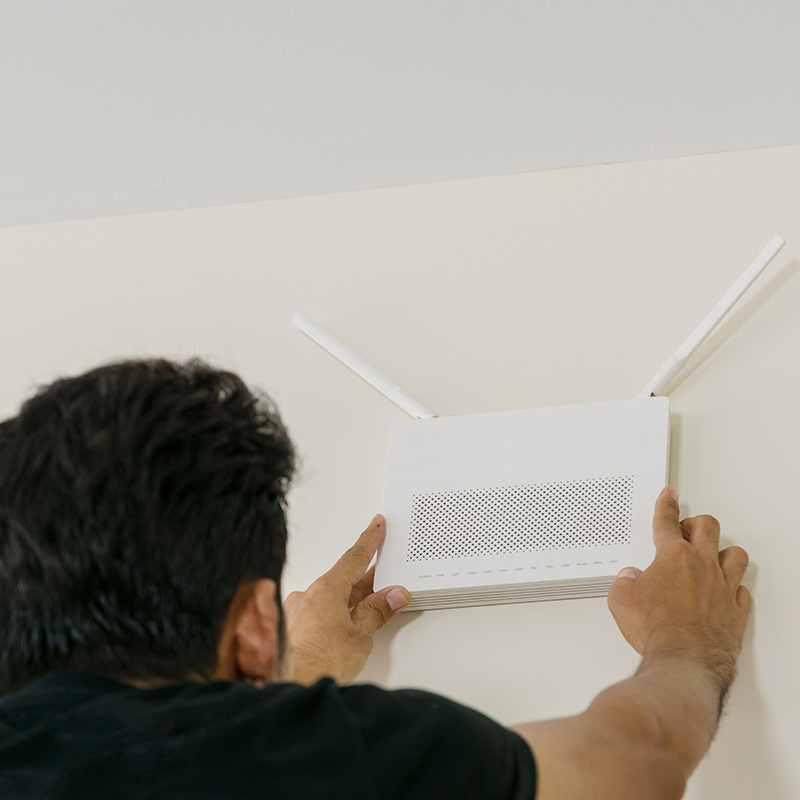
3,1 -> 799,228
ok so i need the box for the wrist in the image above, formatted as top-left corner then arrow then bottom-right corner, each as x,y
642,634 -> 738,708
289,645 -> 336,685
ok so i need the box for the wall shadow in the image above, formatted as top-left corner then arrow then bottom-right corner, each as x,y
360,609 -> 422,686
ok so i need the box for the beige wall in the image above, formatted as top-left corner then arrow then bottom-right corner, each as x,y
2,142 -> 799,798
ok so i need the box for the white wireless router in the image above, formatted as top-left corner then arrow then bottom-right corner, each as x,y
293,236 -> 785,610
377,396 -> 669,609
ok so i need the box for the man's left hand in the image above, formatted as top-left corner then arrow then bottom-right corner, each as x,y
283,514 -> 410,685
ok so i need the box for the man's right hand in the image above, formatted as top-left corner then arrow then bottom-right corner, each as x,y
512,488 -> 753,800
607,487 -> 751,694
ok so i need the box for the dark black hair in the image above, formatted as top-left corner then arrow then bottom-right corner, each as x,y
0,358 -> 295,692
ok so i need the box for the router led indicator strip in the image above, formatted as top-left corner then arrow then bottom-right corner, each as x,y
293,235 -> 786,610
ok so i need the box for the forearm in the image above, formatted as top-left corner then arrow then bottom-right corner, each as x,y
585,651 -> 728,787
510,651 -> 730,800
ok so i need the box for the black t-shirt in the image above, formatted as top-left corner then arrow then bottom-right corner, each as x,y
0,672 -> 537,799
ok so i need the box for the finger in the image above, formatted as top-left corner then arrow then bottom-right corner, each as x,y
680,514 -> 721,560
718,545 -> 749,589
328,515 -> 386,588
652,487 -> 683,552
737,584 -> 752,614
348,565 -> 376,608
352,585 -> 410,634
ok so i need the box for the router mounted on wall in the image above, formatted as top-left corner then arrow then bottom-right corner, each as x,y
293,236 -> 785,611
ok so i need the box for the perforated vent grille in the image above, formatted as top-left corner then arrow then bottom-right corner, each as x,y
406,476 -> 634,561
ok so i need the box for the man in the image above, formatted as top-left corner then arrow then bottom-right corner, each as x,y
0,358 -> 749,799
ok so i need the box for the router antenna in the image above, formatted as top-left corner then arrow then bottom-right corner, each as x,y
638,235 -> 786,398
292,312 -> 437,420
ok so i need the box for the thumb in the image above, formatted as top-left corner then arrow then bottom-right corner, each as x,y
616,567 -> 643,580
352,586 -> 410,634
607,566 -> 643,615
608,566 -> 642,604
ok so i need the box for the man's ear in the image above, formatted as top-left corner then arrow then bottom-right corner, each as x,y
233,579 -> 280,687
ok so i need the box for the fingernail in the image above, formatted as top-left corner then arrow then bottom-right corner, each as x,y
667,487 -> 679,502
386,587 -> 410,611
371,514 -> 384,527
618,568 -> 640,579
